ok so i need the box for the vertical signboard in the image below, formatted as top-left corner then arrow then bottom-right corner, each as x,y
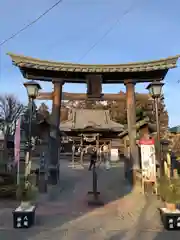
139,138 -> 156,182
110,148 -> 119,162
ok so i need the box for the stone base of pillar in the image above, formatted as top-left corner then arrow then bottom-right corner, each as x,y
38,173 -> 48,193
132,168 -> 137,187
160,160 -> 165,178
49,167 -> 59,185
127,168 -> 137,187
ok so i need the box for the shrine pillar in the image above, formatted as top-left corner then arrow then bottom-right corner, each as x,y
49,80 -> 64,185
125,80 -> 139,186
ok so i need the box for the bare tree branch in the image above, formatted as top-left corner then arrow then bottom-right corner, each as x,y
0,94 -> 25,136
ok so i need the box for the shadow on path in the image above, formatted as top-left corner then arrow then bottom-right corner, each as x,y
110,193 -> 180,240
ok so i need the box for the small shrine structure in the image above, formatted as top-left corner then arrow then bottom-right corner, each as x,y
60,108 -> 124,149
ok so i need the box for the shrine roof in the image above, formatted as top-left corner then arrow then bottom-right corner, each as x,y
7,53 -> 179,83
36,117 -> 67,136
60,109 -> 124,132
169,125 -> 180,134
118,117 -> 156,138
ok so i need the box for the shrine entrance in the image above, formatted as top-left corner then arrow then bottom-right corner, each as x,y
8,53 -> 179,186
81,134 -> 99,150
60,108 -> 123,167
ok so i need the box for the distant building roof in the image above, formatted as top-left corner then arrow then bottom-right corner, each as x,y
169,126 -> 180,134
60,109 -> 124,132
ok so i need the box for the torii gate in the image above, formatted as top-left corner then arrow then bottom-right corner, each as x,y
8,53 -> 179,186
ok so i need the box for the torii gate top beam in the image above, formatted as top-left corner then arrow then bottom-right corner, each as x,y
7,53 -> 179,83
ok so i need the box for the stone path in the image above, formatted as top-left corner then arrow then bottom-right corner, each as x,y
0,160 -> 180,239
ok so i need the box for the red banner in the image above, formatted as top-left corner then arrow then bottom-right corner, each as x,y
139,138 -> 155,145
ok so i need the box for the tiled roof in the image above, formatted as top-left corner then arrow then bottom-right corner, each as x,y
8,53 -> 179,73
171,135 -> 180,155
118,117 -> 154,138
60,109 -> 124,132
169,126 -> 180,133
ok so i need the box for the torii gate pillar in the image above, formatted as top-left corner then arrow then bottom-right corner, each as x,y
125,80 -> 139,186
49,80 -> 63,185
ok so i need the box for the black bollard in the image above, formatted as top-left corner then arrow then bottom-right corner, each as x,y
92,163 -> 99,198
87,161 -> 104,206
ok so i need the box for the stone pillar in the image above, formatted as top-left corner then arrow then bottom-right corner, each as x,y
49,80 -> 64,185
125,80 -> 139,186
38,150 -> 48,193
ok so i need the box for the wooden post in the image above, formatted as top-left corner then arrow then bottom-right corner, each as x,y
125,80 -> 138,186
49,80 -> 64,185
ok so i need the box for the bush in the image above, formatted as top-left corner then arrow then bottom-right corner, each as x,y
16,181 -> 37,202
158,177 -> 180,204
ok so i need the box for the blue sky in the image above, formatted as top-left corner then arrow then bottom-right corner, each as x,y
0,0 -> 180,127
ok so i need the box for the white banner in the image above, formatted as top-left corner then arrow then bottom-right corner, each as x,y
139,139 -> 156,181
110,148 -> 119,162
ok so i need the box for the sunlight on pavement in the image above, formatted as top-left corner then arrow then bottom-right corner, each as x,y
28,190 -> 162,240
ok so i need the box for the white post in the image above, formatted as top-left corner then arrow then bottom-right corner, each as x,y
80,150 -> 84,167
25,151 -> 30,179
72,145 -> 75,168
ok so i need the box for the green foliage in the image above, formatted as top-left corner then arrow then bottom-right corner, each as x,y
158,177 -> 180,204
37,102 -> 50,119
136,107 -> 147,120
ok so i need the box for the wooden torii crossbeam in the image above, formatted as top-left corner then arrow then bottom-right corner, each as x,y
36,92 -> 151,101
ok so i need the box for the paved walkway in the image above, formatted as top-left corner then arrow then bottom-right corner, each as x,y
0,160 -> 180,239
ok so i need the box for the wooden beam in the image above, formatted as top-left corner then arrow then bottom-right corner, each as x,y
36,92 -> 53,100
37,92 -> 151,101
